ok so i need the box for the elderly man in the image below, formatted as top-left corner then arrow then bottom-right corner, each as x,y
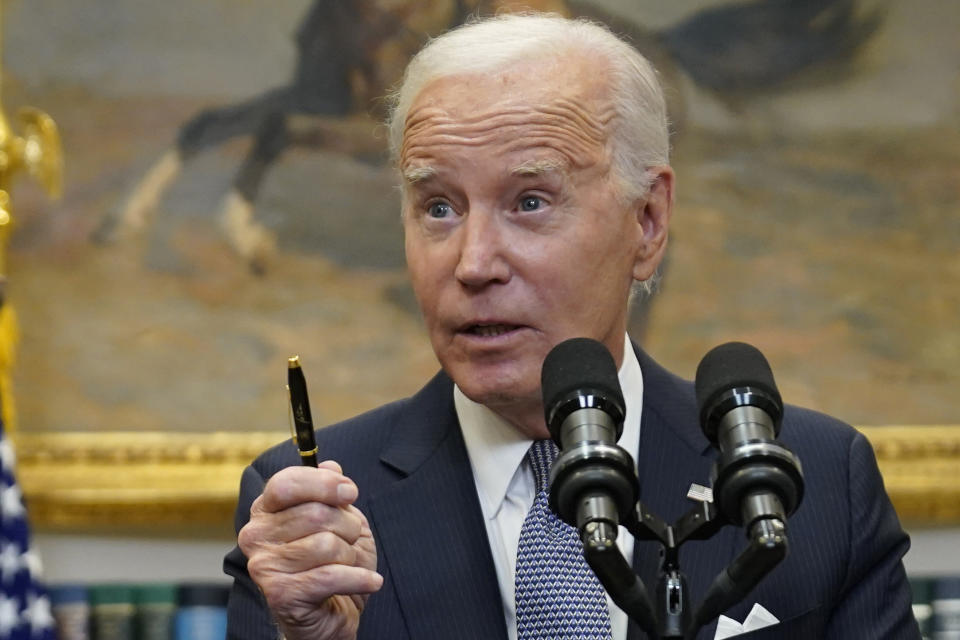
224,14 -> 918,640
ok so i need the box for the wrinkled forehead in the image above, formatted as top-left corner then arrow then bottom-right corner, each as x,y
399,55 -> 615,173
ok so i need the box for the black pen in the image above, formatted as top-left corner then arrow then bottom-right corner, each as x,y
287,355 -> 319,467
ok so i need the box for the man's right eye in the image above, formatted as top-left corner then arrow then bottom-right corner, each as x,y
427,202 -> 454,218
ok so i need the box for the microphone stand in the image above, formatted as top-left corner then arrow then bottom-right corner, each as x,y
581,498 -> 789,639
540,339 -> 803,638
551,433 -> 802,640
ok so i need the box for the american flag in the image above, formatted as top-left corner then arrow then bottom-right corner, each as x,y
0,421 -> 55,640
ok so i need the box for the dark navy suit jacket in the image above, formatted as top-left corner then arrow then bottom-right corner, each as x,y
224,349 -> 919,639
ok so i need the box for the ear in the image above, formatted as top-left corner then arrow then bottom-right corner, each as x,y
631,166 -> 673,282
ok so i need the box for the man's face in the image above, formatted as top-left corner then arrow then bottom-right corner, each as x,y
400,54 -> 671,436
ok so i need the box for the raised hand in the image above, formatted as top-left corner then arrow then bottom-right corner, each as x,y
239,461 -> 382,640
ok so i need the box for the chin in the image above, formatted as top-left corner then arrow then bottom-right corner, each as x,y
447,361 -> 540,411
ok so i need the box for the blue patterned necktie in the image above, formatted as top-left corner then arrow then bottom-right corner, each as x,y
515,439 -> 613,639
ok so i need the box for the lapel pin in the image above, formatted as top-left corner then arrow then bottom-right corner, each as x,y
687,483 -> 714,503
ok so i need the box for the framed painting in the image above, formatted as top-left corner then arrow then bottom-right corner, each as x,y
2,0 -> 957,530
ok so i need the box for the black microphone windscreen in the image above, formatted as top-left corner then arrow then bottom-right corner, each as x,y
694,341 -> 781,421
541,337 -> 624,421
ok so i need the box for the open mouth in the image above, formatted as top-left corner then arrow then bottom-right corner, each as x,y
464,323 -> 521,338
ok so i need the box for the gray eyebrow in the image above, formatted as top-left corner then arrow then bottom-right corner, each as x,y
510,159 -> 566,177
402,166 -> 437,185
402,159 -> 565,186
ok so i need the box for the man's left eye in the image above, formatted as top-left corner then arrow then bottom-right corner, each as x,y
519,196 -> 544,212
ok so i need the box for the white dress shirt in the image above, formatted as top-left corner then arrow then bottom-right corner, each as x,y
456,336 -> 643,640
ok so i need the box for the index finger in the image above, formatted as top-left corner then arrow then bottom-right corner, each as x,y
255,465 -> 359,514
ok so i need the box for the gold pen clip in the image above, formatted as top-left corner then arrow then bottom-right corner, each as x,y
286,384 -> 298,446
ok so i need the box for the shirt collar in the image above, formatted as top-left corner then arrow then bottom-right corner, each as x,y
456,335 -> 644,520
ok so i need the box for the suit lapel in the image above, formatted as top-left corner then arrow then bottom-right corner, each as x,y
627,348 -> 742,640
367,373 -> 509,640
365,351 -> 743,640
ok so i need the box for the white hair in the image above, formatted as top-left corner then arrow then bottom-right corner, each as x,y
387,13 -> 670,201
387,13 -> 670,295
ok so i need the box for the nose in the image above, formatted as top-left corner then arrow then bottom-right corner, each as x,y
454,210 -> 511,289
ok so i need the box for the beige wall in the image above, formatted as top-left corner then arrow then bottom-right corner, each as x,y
33,528 -> 960,584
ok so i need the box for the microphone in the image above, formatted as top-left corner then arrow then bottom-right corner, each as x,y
695,342 -> 804,530
542,338 -> 638,537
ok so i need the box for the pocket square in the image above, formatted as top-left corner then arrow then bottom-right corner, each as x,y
714,603 -> 779,639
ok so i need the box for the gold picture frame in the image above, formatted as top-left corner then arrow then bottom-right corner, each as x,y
13,425 -> 960,532
4,2 -> 957,539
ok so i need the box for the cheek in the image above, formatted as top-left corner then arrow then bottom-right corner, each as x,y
405,237 -> 449,317
405,255 -> 431,302
541,237 -> 632,319
403,220 -> 428,272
